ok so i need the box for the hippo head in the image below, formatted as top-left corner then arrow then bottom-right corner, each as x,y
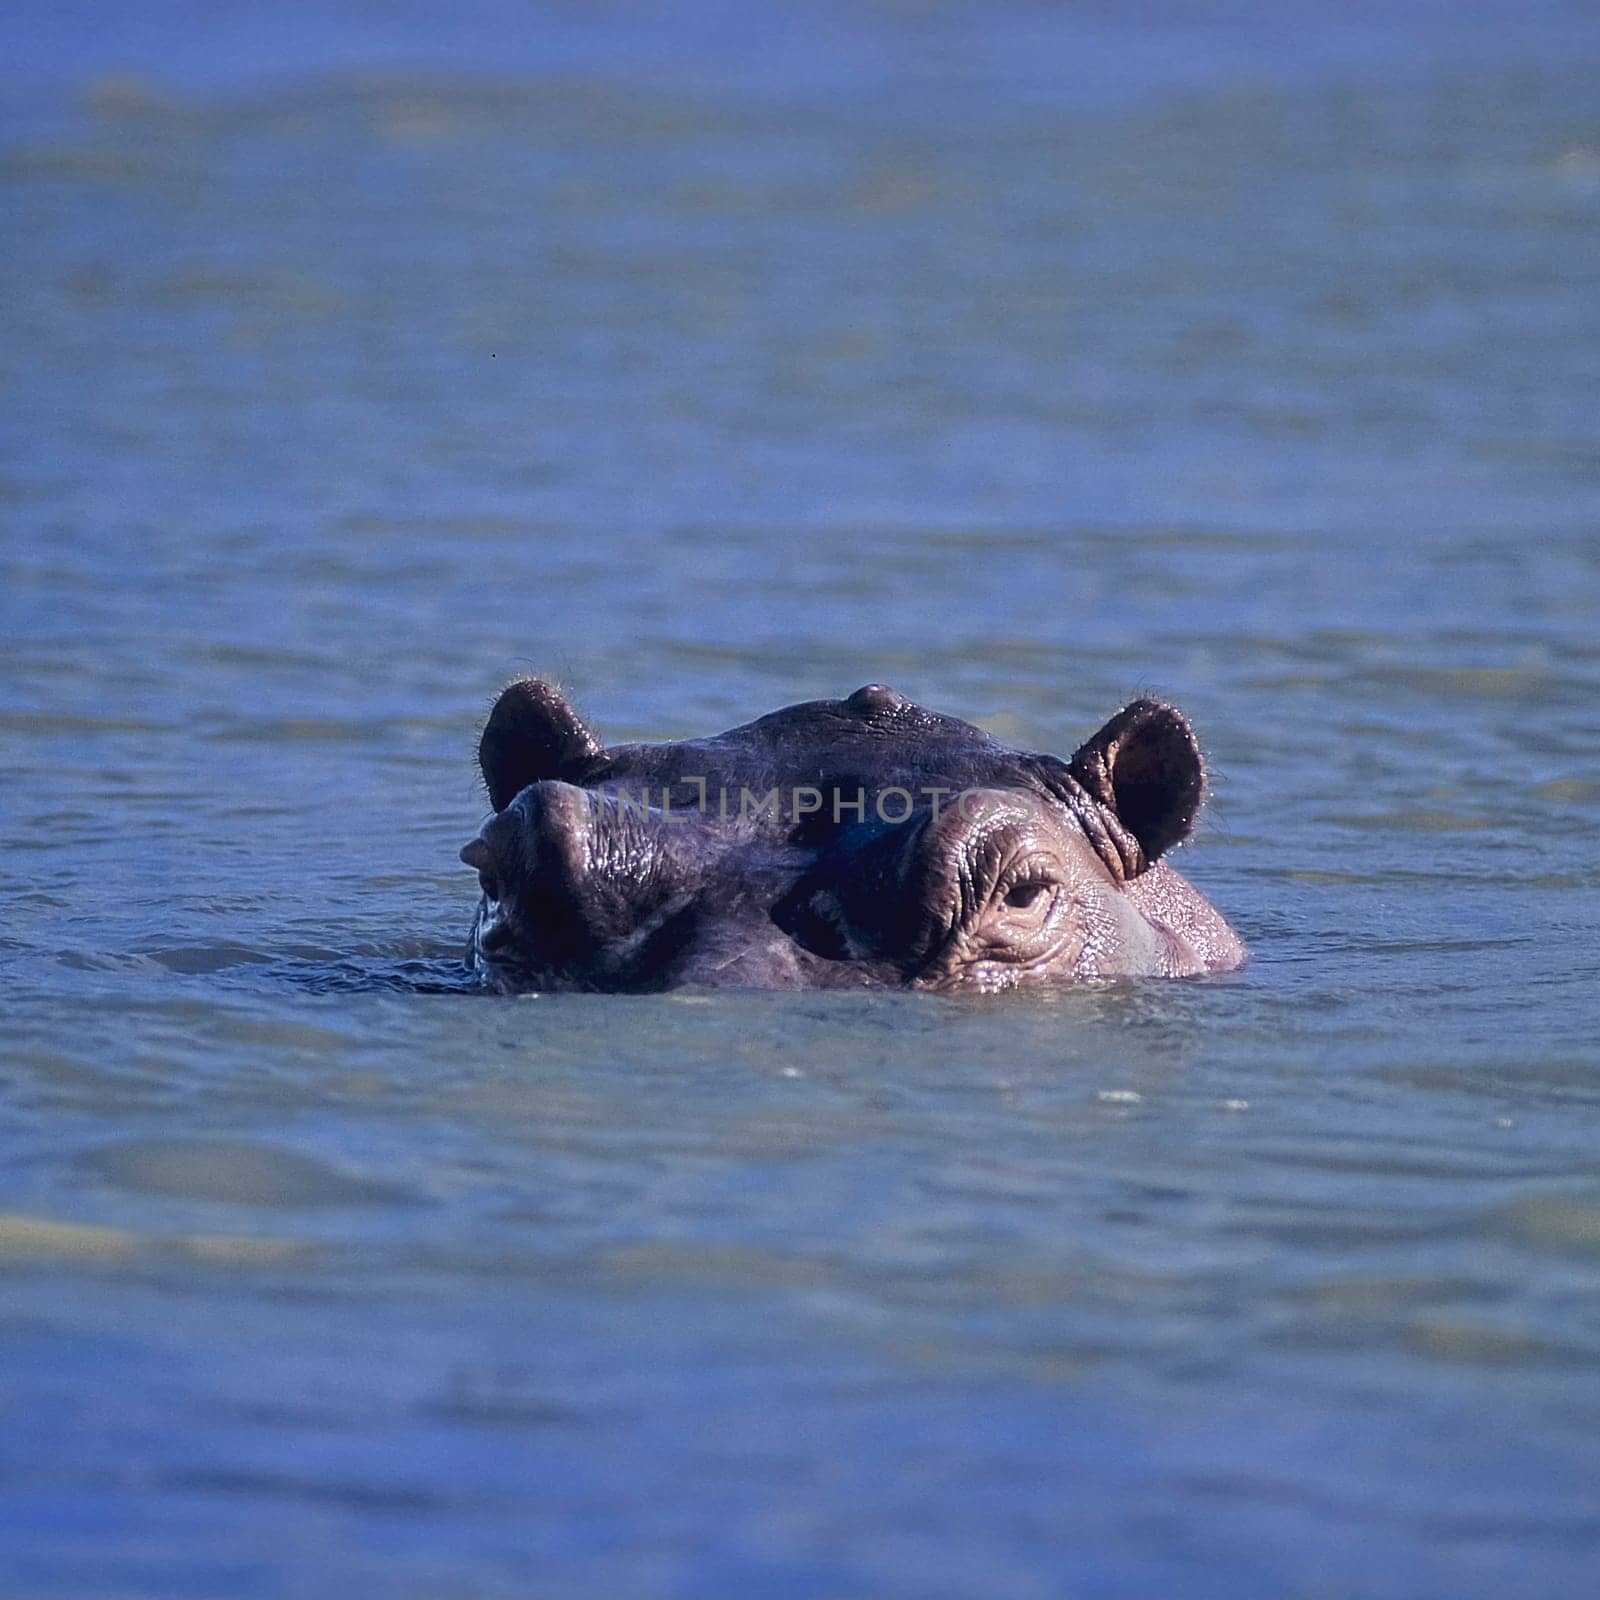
460,680 -> 1245,993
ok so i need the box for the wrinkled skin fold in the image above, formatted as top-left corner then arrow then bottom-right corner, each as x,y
460,680 -> 1246,993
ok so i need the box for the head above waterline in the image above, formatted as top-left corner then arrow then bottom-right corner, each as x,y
459,679 -> 1245,993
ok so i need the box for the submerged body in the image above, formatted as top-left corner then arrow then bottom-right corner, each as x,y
461,681 -> 1245,993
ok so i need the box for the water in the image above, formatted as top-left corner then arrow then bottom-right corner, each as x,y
4,3 -> 1600,1594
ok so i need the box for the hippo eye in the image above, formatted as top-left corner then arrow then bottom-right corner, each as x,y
995,856 -> 1061,917
1004,879 -> 1049,911
478,871 -> 501,902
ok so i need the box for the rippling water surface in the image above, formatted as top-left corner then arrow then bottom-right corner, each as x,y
4,4 -> 1600,1594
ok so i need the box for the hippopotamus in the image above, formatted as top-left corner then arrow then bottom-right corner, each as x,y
459,680 -> 1245,993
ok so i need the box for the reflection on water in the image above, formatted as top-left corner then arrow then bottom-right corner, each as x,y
3,2 -> 1600,1595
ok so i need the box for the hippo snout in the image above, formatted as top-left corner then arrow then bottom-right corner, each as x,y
461,780 -> 693,989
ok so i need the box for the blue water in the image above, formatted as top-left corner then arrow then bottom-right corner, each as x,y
3,4 -> 1600,1595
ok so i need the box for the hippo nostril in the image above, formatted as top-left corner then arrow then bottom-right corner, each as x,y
461,838 -> 505,902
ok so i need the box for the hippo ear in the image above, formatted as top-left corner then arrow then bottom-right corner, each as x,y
479,678 -> 604,811
1067,699 -> 1205,867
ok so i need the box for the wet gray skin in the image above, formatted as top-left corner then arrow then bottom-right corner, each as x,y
460,680 -> 1246,993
